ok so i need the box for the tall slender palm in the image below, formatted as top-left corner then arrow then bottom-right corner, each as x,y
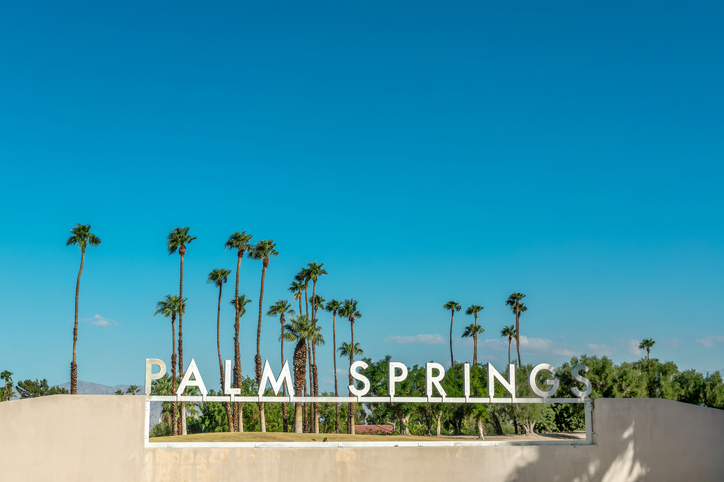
294,267 -> 312,429
66,223 -> 101,395
465,305 -> 484,365
339,299 -> 361,434
154,294 -> 185,436
267,299 -> 295,432
308,288 -> 326,434
281,315 -> 315,433
248,239 -> 278,432
288,280 -> 305,318
444,301 -> 461,367
506,293 -> 526,367
207,268 -> 232,431
229,293 -> 252,428
501,325 -> 516,366
224,231 -> 253,432
639,339 -> 656,360
167,227 -> 196,435
338,342 -> 363,359
462,324 -> 485,365
324,299 -> 342,433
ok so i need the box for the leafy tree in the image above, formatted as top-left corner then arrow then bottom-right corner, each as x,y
632,358 -> 680,400
505,293 -> 526,366
674,369 -> 705,405
167,226 -> 196,435
339,299 -> 362,434
443,301 -> 461,367
207,268 -> 233,432
464,305 -> 484,365
1,370 -> 13,401
500,325 -> 516,367
281,315 -> 315,433
703,372 -> 724,409
639,339 -> 656,360
324,299 -> 343,432
248,239 -> 278,432
17,379 -> 68,398
224,230 -> 253,432
66,223 -> 101,394
267,299 -> 295,432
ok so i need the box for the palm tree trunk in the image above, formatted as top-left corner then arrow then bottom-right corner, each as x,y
233,252 -> 242,432
171,315 -> 178,436
293,339 -> 307,434
217,284 -> 233,432
515,305 -> 522,367
311,280 -> 319,433
473,333 -> 478,366
449,312 -> 455,367
178,249 -> 186,436
256,260 -> 268,432
70,247 -> 85,395
281,316 -> 288,433
508,338 -> 512,366
333,312 -> 339,433
349,319 -> 355,435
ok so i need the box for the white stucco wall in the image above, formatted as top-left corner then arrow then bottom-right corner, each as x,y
1,396 -> 722,481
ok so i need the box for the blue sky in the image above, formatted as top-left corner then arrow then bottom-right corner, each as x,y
1,1 -> 722,391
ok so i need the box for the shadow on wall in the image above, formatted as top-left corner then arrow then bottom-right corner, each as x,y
504,398 -> 724,482
505,420 -> 649,482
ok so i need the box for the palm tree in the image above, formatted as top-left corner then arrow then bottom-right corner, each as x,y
308,290 -> 326,434
339,299 -> 361,434
267,299 -> 295,432
224,231 -> 253,432
1,371 -> 12,402
465,305 -> 484,365
501,325 -> 516,366
444,301 -> 461,367
462,324 -> 485,365
506,293 -> 527,366
207,268 -> 232,431
639,339 -> 656,360
248,239 -> 278,432
167,227 -> 196,435
281,315 -> 316,433
66,223 -> 101,395
338,342 -> 363,358
288,280 -> 305,316
324,299 -> 342,433
154,294 -> 185,436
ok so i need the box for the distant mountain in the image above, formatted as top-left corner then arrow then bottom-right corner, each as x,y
56,380 -> 141,395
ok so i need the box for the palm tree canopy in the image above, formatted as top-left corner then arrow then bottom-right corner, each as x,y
248,240 -> 278,261
325,299 -> 342,314
66,224 -> 101,250
506,293 -> 526,311
465,305 -> 484,316
639,339 -> 656,350
167,227 -> 196,255
224,231 -> 253,253
307,262 -> 328,281
229,295 -> 252,316
207,268 -> 231,288
462,323 -> 485,338
444,301 -> 461,312
339,299 -> 361,321
281,315 -> 316,343
311,294 -> 325,309
267,299 -> 294,318
154,295 -> 186,318
338,342 -> 363,358
500,325 -> 516,338
295,268 -> 311,283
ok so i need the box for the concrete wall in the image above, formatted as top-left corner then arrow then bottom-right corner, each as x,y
1,396 -> 723,481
